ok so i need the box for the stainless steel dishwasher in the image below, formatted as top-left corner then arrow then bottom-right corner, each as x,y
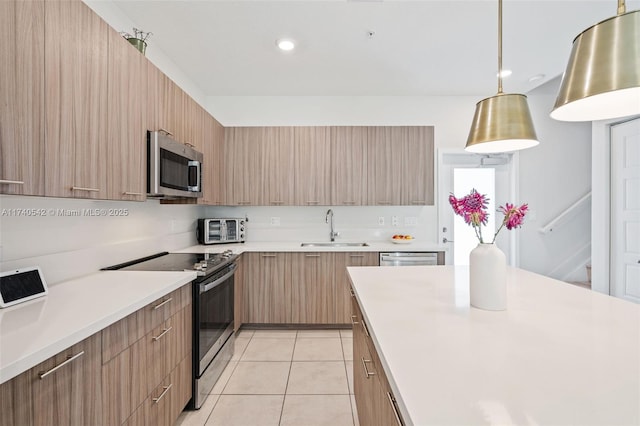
379,251 -> 445,266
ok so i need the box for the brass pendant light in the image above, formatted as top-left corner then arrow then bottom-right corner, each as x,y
551,1 -> 640,122
465,0 -> 539,154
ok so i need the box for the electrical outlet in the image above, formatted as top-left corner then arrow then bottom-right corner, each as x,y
405,216 -> 418,226
270,217 -> 280,226
378,216 -> 385,226
391,215 -> 399,226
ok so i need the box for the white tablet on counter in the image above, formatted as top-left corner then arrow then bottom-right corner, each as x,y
0,266 -> 48,308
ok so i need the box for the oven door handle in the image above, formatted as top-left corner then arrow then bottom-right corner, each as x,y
200,263 -> 237,293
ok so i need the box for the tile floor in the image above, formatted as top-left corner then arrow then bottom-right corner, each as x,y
176,329 -> 359,426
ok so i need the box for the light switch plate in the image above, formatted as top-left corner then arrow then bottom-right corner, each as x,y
270,217 -> 280,226
378,216 -> 385,226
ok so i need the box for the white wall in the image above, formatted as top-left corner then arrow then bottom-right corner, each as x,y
0,195 -> 205,285
518,80 -> 592,281
83,0 -> 206,107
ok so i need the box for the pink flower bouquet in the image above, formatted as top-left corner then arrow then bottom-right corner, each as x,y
449,189 -> 528,244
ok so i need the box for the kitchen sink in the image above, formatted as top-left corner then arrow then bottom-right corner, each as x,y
300,242 -> 369,247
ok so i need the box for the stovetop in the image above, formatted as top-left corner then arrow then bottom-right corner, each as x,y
102,250 -> 237,277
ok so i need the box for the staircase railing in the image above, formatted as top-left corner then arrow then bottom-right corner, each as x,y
538,191 -> 591,234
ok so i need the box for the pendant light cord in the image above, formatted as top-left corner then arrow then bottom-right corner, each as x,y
497,0 -> 503,94
618,0 -> 626,15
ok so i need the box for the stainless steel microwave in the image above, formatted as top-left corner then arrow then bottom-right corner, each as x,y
197,218 -> 246,244
147,130 -> 203,198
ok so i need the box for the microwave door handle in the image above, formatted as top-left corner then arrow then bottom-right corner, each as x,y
200,264 -> 237,293
188,160 -> 201,192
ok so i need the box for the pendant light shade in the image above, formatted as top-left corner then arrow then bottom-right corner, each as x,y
466,93 -> 539,153
551,9 -> 640,122
465,0 -> 539,153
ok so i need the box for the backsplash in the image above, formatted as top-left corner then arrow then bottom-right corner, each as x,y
0,195 -> 205,285
204,205 -> 438,243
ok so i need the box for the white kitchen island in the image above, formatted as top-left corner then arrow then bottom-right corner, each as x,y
347,265 -> 640,426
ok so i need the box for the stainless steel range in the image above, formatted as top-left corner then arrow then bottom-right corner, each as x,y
103,250 -> 237,409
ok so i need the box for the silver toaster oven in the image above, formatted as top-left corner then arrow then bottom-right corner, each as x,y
197,218 -> 246,244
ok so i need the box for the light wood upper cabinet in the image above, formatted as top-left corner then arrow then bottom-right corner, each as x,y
44,0 -> 108,199
262,127 -> 295,205
224,127 -> 262,205
401,126 -> 434,205
366,127 -> 403,205
295,126 -> 331,206
243,252 -> 291,324
199,115 -> 225,206
0,0 -> 45,196
290,252 -> 335,324
106,28 -> 146,201
146,61 -> 168,133
331,126 -> 367,206
334,252 -> 378,324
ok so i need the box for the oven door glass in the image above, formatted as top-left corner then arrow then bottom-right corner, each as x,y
198,266 -> 234,373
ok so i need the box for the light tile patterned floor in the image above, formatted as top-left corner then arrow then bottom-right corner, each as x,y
176,329 -> 359,426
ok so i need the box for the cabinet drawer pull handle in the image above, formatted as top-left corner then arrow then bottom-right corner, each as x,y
0,179 -> 24,185
387,392 -> 404,426
305,201 -> 319,204
71,186 -> 100,192
349,289 -> 355,297
361,318 -> 370,337
38,351 -> 85,379
270,201 -> 284,205
342,201 -> 356,205
305,254 -> 320,258
261,254 -> 277,258
152,384 -> 173,404
377,201 -> 392,205
184,142 -> 195,148
350,315 -> 359,326
238,201 -> 252,205
349,254 -> 365,258
158,128 -> 173,136
152,326 -> 173,342
123,191 -> 143,196
411,200 -> 426,205
360,356 -> 376,378
153,297 -> 173,310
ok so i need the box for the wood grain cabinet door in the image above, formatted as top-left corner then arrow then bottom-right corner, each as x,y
290,252 -> 335,324
366,127 -> 403,206
334,253 -> 378,324
31,332 -> 103,426
106,28 -> 146,201
262,127 -> 295,206
401,126 -> 434,206
44,0 -> 108,199
0,0 -> 45,196
294,127 -> 331,206
352,300 -> 378,426
224,127 -> 262,205
331,126 -> 368,206
243,252 -> 291,323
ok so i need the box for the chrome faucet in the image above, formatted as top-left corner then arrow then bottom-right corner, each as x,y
325,209 -> 340,242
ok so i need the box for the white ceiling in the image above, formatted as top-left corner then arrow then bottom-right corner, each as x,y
112,0 -> 640,96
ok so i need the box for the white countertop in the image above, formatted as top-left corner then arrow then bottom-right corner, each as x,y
347,265 -> 640,426
0,270 -> 196,384
176,241 -> 447,254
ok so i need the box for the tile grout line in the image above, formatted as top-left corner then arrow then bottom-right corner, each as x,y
278,329 -> 297,426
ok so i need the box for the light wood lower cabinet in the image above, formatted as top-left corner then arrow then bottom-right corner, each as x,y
290,252 -> 335,324
352,293 -> 404,426
334,252 -> 378,324
242,252 -> 291,324
0,332 -> 103,426
234,254 -> 244,331
102,285 -> 192,425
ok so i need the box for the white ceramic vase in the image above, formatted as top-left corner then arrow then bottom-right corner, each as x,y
469,243 -> 506,311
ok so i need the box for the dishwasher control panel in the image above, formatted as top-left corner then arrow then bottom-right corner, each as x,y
379,252 -> 445,266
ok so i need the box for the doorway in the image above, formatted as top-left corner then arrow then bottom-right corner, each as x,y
438,150 -> 517,265
610,118 -> 640,303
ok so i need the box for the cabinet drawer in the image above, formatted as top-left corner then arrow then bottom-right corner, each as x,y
123,354 -> 191,426
144,285 -> 191,335
102,309 -> 145,364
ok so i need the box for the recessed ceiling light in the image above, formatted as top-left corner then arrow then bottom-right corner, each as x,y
497,69 -> 512,78
276,39 -> 295,51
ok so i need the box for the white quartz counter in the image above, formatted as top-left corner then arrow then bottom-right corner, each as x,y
177,241 -> 447,254
347,265 -> 640,426
0,270 -> 196,384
